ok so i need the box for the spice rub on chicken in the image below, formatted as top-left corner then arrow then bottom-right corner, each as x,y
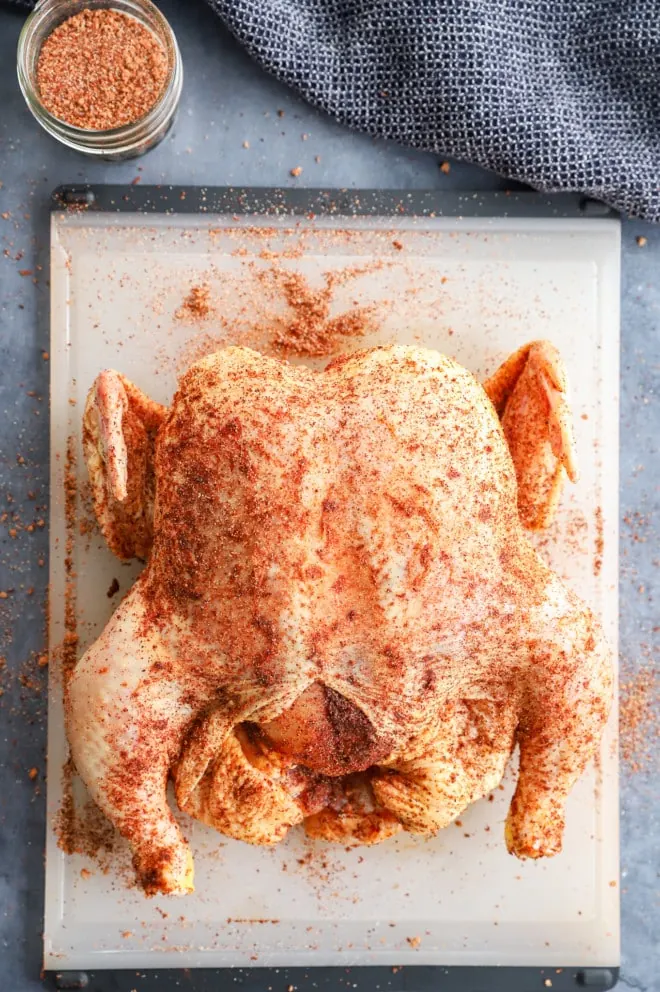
68,343 -> 612,896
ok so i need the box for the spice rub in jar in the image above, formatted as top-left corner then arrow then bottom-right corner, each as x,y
36,8 -> 168,130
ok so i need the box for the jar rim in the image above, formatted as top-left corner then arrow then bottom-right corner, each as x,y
17,0 -> 183,151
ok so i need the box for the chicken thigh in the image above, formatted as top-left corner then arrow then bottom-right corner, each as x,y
68,343 -> 612,895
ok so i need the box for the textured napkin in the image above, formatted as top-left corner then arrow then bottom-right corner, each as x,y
208,0 -> 660,220
9,0 -> 660,219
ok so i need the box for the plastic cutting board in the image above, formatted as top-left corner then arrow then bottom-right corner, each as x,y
45,188 -> 620,972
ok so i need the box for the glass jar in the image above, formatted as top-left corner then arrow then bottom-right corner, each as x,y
17,0 -> 183,161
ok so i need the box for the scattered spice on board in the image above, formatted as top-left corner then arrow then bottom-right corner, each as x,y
52,451 -> 124,877
593,505 -> 603,576
259,265 -> 380,357
54,758 -> 116,865
37,9 -> 168,130
175,284 -> 214,322
62,437 -> 79,688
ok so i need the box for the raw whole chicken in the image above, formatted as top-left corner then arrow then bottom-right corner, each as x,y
68,342 -> 613,896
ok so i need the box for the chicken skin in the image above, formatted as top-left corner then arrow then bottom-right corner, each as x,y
68,343 -> 612,896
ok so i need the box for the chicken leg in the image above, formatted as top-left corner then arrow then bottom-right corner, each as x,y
67,581 -> 196,895
371,698 -> 517,835
505,582 -> 613,857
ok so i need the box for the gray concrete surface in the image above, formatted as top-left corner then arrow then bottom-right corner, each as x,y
0,1 -> 657,989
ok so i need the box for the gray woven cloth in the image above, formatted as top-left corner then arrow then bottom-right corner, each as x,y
207,0 -> 660,220
8,0 -> 660,218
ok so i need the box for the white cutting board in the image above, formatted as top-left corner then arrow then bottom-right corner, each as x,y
46,205 -> 620,970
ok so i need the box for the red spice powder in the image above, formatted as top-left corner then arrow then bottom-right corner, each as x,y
619,667 -> 659,773
175,284 -> 214,323
258,265 -> 379,357
37,9 -> 168,130
593,505 -> 603,577
55,759 -> 116,863
62,436 -> 79,689
171,259 -> 387,368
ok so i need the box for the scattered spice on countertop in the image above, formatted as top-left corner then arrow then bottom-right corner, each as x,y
619,666 -> 658,773
622,510 -> 652,544
36,8 -> 168,130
